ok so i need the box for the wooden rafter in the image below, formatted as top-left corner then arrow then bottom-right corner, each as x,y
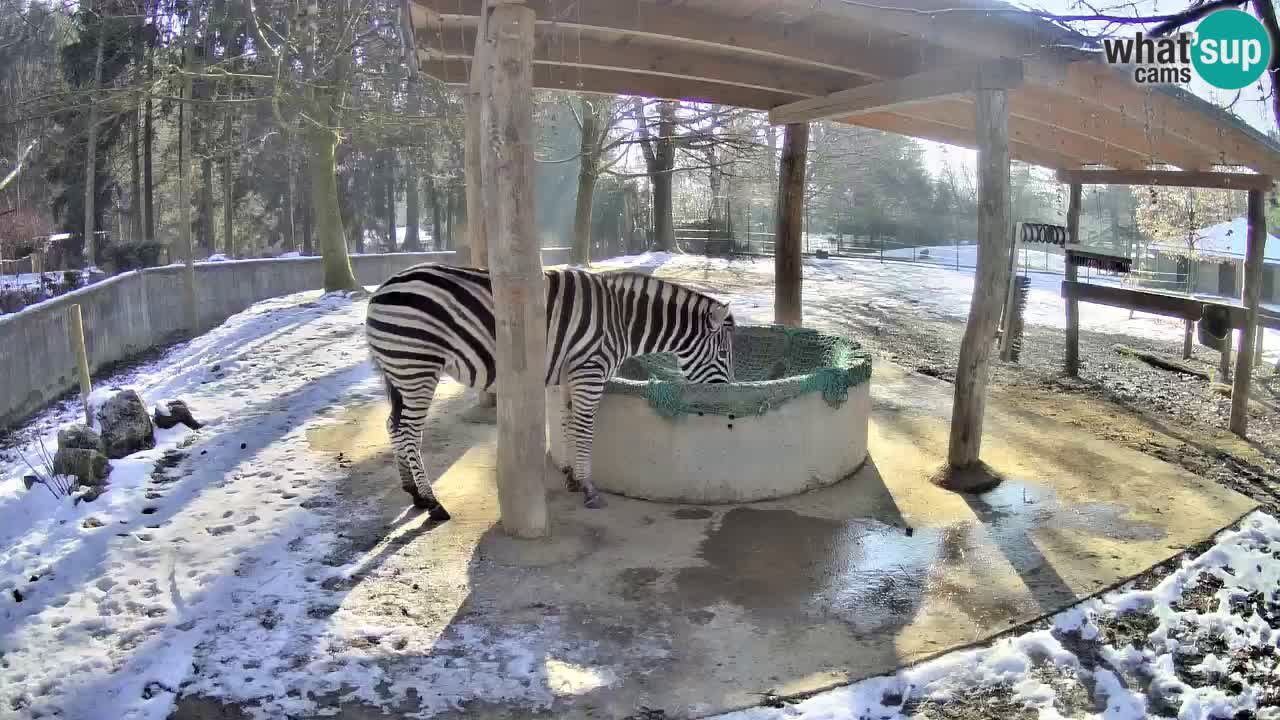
769,60 -> 1023,125
1010,86 -> 1218,171
419,0 -> 953,81
407,0 -> 1280,177
886,100 -> 1150,169
1056,168 -> 1274,190
852,111 -> 1082,170
420,58 -> 806,109
423,24 -> 867,99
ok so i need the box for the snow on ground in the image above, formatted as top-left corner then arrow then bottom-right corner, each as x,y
599,251 -> 1280,363
1,253 -> 1276,719
716,511 -> 1280,720
1,290 -> 392,719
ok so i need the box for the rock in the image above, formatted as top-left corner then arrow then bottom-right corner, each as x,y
53,447 -> 111,486
58,424 -> 105,454
82,516 -> 105,529
96,390 -> 155,458
153,399 -> 203,431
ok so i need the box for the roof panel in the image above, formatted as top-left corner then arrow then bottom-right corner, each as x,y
412,0 -> 1280,176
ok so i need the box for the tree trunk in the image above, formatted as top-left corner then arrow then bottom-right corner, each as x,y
405,158 -> 421,252
622,183 -> 637,254
428,177 -> 443,251
652,172 -> 675,251
775,123 -> 808,327
222,110 -> 235,256
284,146 -> 296,251
385,153 -> 396,251
447,186 -> 458,250
308,128 -> 360,291
572,96 -> 599,265
301,177 -> 313,255
143,73 -> 155,244
83,24 -> 106,267
130,16 -> 143,245
200,156 -> 214,253
130,99 -> 142,244
708,145 -> 724,226
179,38 -> 198,333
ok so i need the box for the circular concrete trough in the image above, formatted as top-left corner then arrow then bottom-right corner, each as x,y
548,325 -> 873,504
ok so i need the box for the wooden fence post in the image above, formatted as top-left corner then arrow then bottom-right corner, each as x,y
1064,183 -> 1081,375
67,304 -> 93,425
1230,188 -> 1267,437
482,1 -> 548,538
948,87 -> 1010,468
774,122 -> 807,327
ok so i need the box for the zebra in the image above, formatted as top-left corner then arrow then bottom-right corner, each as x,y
365,264 -> 736,520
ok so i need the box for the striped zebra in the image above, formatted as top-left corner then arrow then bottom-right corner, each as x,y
365,264 -> 736,520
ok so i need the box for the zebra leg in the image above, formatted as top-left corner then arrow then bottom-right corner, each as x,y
566,375 -> 606,509
560,389 -> 581,492
385,374 -> 451,522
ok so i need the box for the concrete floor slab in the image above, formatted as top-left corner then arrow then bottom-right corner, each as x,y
283,365 -> 1256,719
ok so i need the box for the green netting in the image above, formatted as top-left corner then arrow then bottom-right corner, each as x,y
608,325 -> 873,419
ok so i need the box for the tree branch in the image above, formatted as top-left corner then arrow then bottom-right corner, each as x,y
0,139 -> 37,193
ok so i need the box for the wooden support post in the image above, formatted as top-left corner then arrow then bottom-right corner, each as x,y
466,1 -> 496,410
1255,327 -> 1264,365
1221,342 -> 1232,382
67,303 -> 93,426
1230,189 -> 1266,437
774,122 -> 807,327
482,1 -> 548,538
1064,183 -> 1082,376
948,87 -> 1010,468
1183,319 -> 1194,360
464,0 -> 492,268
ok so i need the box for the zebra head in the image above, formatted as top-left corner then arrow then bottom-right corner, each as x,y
676,302 -> 736,384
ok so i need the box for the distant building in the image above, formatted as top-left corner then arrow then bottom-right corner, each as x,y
1144,217 -> 1280,306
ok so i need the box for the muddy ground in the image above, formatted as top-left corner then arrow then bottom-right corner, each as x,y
655,258 -> 1280,719
669,258 -> 1280,517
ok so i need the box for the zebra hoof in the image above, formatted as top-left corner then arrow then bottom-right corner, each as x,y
428,505 -> 452,522
583,492 -> 606,509
564,470 -> 582,493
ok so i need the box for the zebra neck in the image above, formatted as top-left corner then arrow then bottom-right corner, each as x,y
605,273 -> 704,358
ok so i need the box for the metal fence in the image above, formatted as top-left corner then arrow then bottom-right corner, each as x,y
674,226 -> 1186,293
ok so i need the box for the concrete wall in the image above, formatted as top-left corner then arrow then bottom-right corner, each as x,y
1,248 -> 572,430
547,382 -> 871,504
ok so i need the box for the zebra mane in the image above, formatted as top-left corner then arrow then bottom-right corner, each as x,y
595,270 -> 729,314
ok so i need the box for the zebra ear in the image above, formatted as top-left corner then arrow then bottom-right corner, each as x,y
708,303 -> 730,330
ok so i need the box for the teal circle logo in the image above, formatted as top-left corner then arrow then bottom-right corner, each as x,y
1192,9 -> 1272,90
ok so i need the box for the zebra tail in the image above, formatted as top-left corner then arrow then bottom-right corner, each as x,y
383,375 -> 405,430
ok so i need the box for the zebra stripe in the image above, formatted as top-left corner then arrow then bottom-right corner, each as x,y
365,264 -> 736,515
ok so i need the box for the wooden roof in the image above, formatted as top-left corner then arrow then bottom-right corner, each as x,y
408,0 -> 1280,177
